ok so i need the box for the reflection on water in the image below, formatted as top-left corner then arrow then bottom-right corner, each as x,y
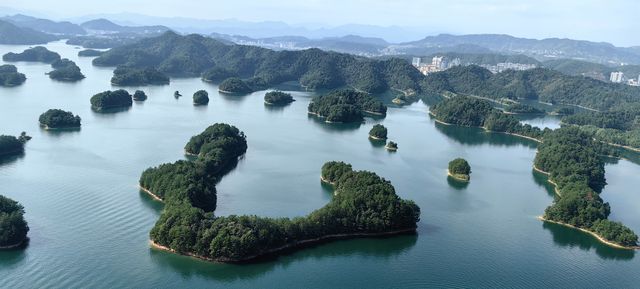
433,121 -> 538,149
306,114 -> 363,132
0,152 -> 25,166
447,176 -> 469,190
542,222 -> 635,261
368,138 -> 386,148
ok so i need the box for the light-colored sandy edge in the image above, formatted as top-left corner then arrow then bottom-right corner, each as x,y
368,135 -> 386,141
149,228 -> 416,263
39,123 -> 80,130
264,100 -> 295,106
385,145 -> 398,151
447,170 -> 470,182
429,111 -> 542,143
139,186 -> 163,202
319,176 -> 336,186
533,166 -> 639,250
538,216 -> 639,250
0,239 -> 26,250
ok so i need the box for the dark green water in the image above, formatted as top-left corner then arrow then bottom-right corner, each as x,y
1,41 -> 639,288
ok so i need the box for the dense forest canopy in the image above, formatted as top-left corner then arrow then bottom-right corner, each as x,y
39,109 -> 81,128
369,124 -> 388,139
448,158 -> 471,175
264,91 -> 294,105
218,77 -> 253,94
193,90 -> 209,105
133,90 -> 147,101
0,64 -> 26,87
48,59 -> 85,81
0,195 -> 29,247
78,49 -> 103,57
308,89 -> 387,123
0,135 -> 25,156
2,46 -> 61,63
562,105 -> 640,149
93,31 -> 423,94
504,103 -> 544,114
110,66 -> 169,86
90,89 -> 133,111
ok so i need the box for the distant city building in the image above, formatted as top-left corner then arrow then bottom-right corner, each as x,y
412,57 -> 422,67
480,62 -> 537,74
412,56 -> 462,75
610,72 -> 625,83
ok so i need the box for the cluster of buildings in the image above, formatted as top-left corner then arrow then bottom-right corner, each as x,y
610,72 -> 640,86
412,56 -> 461,75
411,56 -> 536,75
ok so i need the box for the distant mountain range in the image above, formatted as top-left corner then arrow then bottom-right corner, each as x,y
1,14 -> 85,35
0,19 -> 58,44
80,18 -> 169,34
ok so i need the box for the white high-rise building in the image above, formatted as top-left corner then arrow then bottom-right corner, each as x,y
432,56 -> 445,70
412,57 -> 421,67
610,72 -> 625,83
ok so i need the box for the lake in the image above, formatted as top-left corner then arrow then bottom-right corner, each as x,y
1,41 -> 639,288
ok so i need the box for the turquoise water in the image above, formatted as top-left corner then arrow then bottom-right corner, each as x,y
0,41 -> 639,288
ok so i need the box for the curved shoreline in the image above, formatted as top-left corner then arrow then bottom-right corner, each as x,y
139,186 -> 163,202
319,176 -> 336,186
0,238 -> 26,250
538,216 -> 640,250
447,170 -> 470,182
150,227 -> 416,263
430,111 -> 542,143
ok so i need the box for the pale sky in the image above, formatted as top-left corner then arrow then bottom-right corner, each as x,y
2,0 -> 639,46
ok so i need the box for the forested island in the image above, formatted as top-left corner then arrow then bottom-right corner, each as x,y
369,124 -> 387,140
385,141 -> 398,151
504,103 -> 544,114
2,46 -> 61,63
92,31 -> 423,94
78,49 -> 103,57
48,58 -> 85,81
264,91 -> 294,105
448,158 -> 471,181
218,77 -> 254,94
193,90 -> 209,105
140,125 -> 419,262
0,195 -> 29,249
0,65 -> 26,87
0,133 -> 29,157
133,90 -> 147,101
90,89 -> 133,111
308,89 -> 387,123
39,109 -> 81,129
110,66 -> 169,86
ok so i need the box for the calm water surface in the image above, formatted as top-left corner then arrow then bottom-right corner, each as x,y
0,41 -> 639,288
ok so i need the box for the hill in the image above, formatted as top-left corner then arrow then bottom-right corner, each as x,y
80,18 -> 170,34
0,19 -> 58,44
1,14 -> 86,35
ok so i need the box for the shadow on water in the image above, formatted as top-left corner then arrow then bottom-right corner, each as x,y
40,127 -> 81,138
0,152 -> 25,166
542,221 -> 635,261
368,138 -> 386,148
433,121 -> 538,149
139,190 -> 165,212
306,114 -> 363,132
149,233 -> 418,282
263,102 -> 292,114
0,242 -> 29,266
531,170 -> 558,198
91,106 -> 132,118
218,91 -> 253,103
447,176 -> 469,190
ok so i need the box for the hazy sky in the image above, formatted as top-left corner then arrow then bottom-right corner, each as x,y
2,0 -> 639,46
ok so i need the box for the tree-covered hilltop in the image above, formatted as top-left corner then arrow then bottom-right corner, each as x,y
264,91 -> 294,105
48,59 -> 85,81
561,105 -> 640,150
193,90 -> 209,105
90,89 -> 133,111
39,109 -> 81,129
201,67 -> 237,83
0,135 -> 27,156
504,103 -> 544,114
0,19 -> 57,45
78,49 -> 103,57
421,65 -> 640,111
385,141 -> 398,151
133,90 -> 147,101
0,65 -> 26,87
448,158 -> 471,181
110,66 -> 169,86
93,31 -> 424,94
369,124 -> 388,140
66,35 -> 142,49
430,96 -> 549,140
321,161 -> 353,184
308,89 -> 387,123
535,127 -> 637,247
0,195 -> 29,248
2,46 -> 61,63
218,77 -> 250,93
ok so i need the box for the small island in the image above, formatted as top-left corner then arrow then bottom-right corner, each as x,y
0,195 -> 29,249
0,65 -> 26,87
193,90 -> 209,105
385,141 -> 398,151
2,46 -> 61,63
48,58 -> 85,81
308,89 -> 387,123
90,89 -> 133,111
369,124 -> 388,140
218,77 -> 253,94
264,91 -> 294,105
133,90 -> 147,101
174,91 -> 182,98
448,158 -> 471,181
111,66 -> 170,86
0,133 -> 29,157
39,109 -> 81,129
504,103 -> 544,114
78,49 -> 103,57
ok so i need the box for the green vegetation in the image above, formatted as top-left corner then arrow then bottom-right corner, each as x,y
430,96 -> 549,140
421,65 -> 640,111
2,46 -> 60,63
448,158 -> 471,181
386,141 -> 398,151
48,58 -> 85,81
0,19 -> 57,45
535,127 -> 637,247
0,65 -> 26,87
0,195 -> 29,248
421,52 -> 540,66
78,49 -> 103,57
111,66 -> 169,86
562,105 -> 640,150
369,124 -> 388,140
66,36 -> 141,49
504,103 -> 544,114
218,77 -> 253,94
0,135 -> 26,156
552,107 -> 575,116
93,31 -> 423,94
90,89 -> 133,111
38,109 -> 81,129
193,90 -> 209,105
264,91 -> 294,105
308,89 -> 387,123
133,90 -> 147,101
320,161 -> 353,184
